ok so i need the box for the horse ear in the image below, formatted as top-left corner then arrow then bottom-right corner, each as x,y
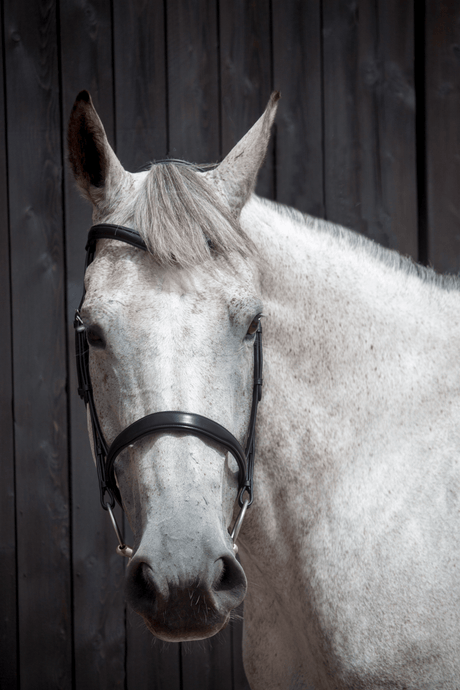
67,90 -> 125,205
205,91 -> 280,216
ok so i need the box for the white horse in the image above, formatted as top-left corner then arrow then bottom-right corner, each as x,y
68,91 -> 460,690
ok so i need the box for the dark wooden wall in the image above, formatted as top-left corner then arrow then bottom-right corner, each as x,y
1,1 -> 459,688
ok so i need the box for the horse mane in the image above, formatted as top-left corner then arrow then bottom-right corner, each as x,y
111,161 -> 254,268
109,162 -> 458,290
269,200 -> 460,292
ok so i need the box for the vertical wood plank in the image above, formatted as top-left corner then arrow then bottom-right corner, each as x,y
231,604 -> 250,690
322,0 -> 370,233
322,0 -> 418,256
0,2 -> 17,685
219,0 -> 273,198
272,0 -> 324,216
113,0 -> 168,170
59,1 -> 127,688
112,2 -> 181,687
4,0 -> 72,686
181,626 -> 233,690
126,605 -> 181,690
425,0 -> 460,273
167,0 -> 220,163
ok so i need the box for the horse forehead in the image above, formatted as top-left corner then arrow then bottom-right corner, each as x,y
84,244 -> 255,322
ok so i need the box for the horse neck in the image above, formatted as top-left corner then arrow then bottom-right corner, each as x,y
243,195 -> 460,408
238,195 -> 460,585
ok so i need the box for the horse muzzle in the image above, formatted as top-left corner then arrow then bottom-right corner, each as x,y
125,547 -> 247,641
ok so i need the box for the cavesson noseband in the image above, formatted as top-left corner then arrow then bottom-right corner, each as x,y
74,223 -> 263,558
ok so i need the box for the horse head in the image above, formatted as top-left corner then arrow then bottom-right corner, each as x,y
67,90 -> 279,641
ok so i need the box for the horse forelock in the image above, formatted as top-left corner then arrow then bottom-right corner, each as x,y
106,161 -> 255,269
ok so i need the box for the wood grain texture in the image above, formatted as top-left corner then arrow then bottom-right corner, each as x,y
272,0 -> 324,216
114,0 -> 168,170
425,0 -> 460,273
322,0 -> 418,256
0,4 -> 17,686
167,0 -> 220,163
125,607 -> 181,690
181,624 -> 233,690
59,1 -> 126,688
4,0 -> 72,686
219,0 -> 274,198
231,604 -> 250,690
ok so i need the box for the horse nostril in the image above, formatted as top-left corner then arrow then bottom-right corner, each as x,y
127,560 -> 158,604
139,562 -> 156,591
213,555 -> 246,594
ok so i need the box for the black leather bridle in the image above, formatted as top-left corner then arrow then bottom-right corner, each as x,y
74,223 -> 263,555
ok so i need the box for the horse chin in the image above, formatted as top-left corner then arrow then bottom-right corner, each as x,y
142,610 -> 231,643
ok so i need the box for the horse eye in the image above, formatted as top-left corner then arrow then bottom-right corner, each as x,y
86,328 -> 105,348
247,316 -> 261,337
